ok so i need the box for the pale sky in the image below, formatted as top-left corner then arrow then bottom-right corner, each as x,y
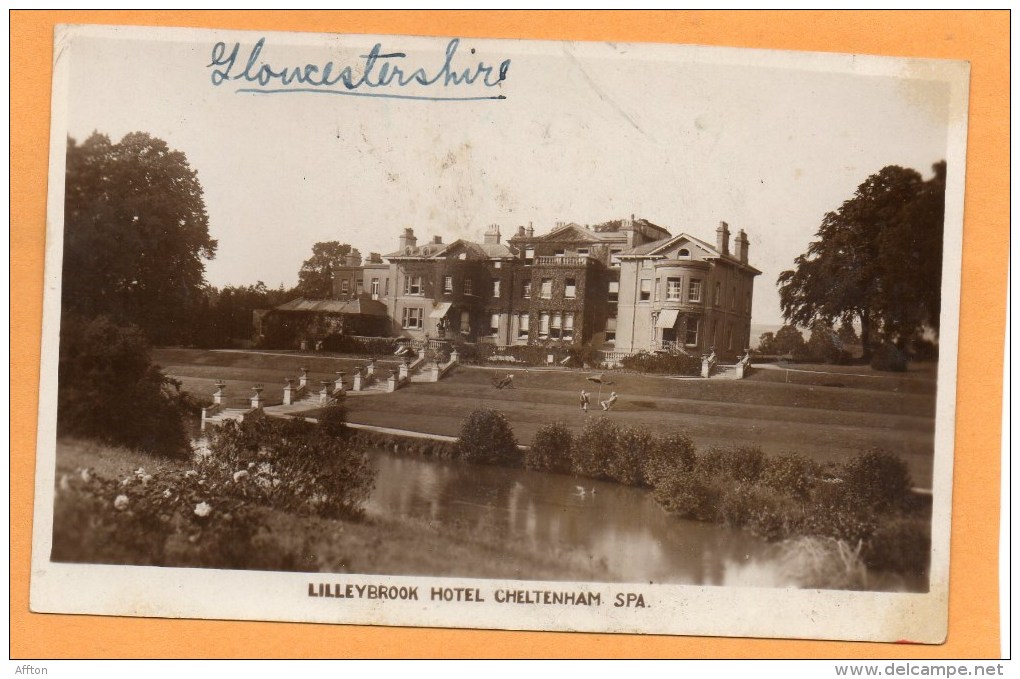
60,26 -> 954,325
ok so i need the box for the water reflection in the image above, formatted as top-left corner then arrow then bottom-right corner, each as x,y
368,450 -> 780,586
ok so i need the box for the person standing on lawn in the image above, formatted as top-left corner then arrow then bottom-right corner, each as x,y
579,390 -> 590,413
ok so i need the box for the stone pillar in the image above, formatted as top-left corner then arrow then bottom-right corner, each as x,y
426,361 -> 440,382
450,350 -> 459,365
299,367 -> 309,389
399,360 -> 409,380
319,381 -> 333,405
701,357 -> 711,379
387,369 -> 398,393
367,358 -> 377,376
334,371 -> 346,394
213,381 -> 226,405
352,368 -> 364,391
250,384 -> 264,410
283,379 -> 294,405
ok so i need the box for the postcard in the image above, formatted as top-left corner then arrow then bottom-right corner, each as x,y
31,23 -> 970,642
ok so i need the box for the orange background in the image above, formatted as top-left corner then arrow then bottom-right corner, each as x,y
10,10 -> 1008,659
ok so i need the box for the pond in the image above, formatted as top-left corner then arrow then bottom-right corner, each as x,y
365,449 -> 926,591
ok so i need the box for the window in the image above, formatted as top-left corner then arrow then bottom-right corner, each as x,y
714,282 -> 721,306
554,249 -> 565,257
640,279 -> 651,302
404,275 -> 423,295
494,261 -> 501,269
490,313 -> 500,337
540,278 -> 552,299
577,248 -> 589,256
563,313 -> 575,340
731,287 -> 736,310
745,292 -> 751,314
679,248 -> 690,258
525,248 -> 535,265
565,278 -> 576,298
610,249 -> 622,267
523,281 -> 531,299
689,279 -> 702,303
550,313 -> 562,339
727,323 -> 734,350
443,276 -> 453,293
517,313 -> 530,339
384,278 -> 390,296
464,279 -> 473,296
654,279 -> 660,302
356,280 -> 363,295
667,277 -> 683,301
402,307 -> 423,329
539,312 -> 551,338
608,280 -> 619,303
605,315 -> 617,343
341,279 -> 350,294
492,279 -> 501,298
371,278 -> 380,297
685,318 -> 699,346
460,310 -> 471,335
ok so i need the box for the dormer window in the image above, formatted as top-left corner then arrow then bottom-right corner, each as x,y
679,248 -> 690,258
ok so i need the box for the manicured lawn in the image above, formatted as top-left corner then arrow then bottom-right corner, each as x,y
157,348 -> 939,488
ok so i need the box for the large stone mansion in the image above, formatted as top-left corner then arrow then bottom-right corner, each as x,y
267,216 -> 760,360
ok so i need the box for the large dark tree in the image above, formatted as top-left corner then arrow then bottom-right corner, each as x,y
295,241 -> 352,298
63,132 -> 217,343
777,163 -> 946,359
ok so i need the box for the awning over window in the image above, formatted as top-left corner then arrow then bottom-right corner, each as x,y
428,302 -> 453,319
655,308 -> 681,329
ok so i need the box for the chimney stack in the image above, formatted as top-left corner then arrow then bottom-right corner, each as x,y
516,225 -> 526,238
526,221 -> 535,238
716,221 -> 730,256
484,224 -> 501,245
398,227 -> 417,251
432,235 -> 443,245
734,229 -> 749,264
345,248 -> 362,267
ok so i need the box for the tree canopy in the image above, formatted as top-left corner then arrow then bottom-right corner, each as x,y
777,162 -> 946,357
295,241 -> 352,298
63,132 -> 217,343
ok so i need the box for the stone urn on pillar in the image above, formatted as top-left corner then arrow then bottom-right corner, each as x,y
213,380 -> 226,405
334,371 -> 346,395
250,384 -> 264,410
299,367 -> 309,389
352,367 -> 363,391
282,378 -> 294,405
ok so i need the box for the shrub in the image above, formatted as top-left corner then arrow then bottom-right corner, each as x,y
760,454 -> 821,501
610,426 -> 655,486
57,315 -> 189,458
211,414 -> 375,519
643,431 -> 697,488
619,350 -> 701,376
525,422 -> 573,473
651,467 -> 722,522
571,416 -> 620,479
316,404 -> 349,438
697,445 -> 766,484
718,483 -> 803,541
778,536 -> 869,590
455,409 -> 520,466
839,449 -> 913,512
870,343 -> 909,372
863,516 -> 931,575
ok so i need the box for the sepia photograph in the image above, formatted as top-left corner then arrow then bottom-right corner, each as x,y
30,22 -> 970,642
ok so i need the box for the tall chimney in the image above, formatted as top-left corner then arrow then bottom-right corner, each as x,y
398,227 -> 417,251
716,221 -> 730,256
516,225 -> 526,238
526,221 -> 535,238
734,229 -> 749,264
484,224 -> 501,245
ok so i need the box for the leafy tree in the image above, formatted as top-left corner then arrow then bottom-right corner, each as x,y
63,133 -> 217,344
777,163 -> 945,358
772,325 -> 807,358
757,331 -> 776,354
296,241 -> 352,298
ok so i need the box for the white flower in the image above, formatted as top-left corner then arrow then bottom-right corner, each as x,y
114,495 -> 129,511
257,462 -> 272,476
162,489 -> 172,499
134,467 -> 146,477
194,502 -> 212,518
248,462 -> 256,469
185,470 -> 198,477
233,470 -> 250,482
272,478 -> 281,487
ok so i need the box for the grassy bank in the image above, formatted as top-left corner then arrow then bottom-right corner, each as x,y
158,347 -> 938,487
52,437 -> 612,581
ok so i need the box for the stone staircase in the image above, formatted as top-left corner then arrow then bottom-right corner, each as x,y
200,406 -> 251,428
709,363 -> 738,379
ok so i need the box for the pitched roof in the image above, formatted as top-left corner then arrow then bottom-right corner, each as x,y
617,233 -> 762,274
273,297 -> 388,316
